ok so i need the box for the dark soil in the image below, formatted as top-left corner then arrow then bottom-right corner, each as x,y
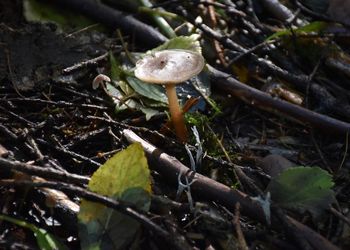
1,1 -> 350,249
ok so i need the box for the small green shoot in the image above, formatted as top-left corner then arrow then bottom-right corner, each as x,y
149,34 -> 202,54
138,0 -> 177,38
0,214 -> 67,250
266,21 -> 328,41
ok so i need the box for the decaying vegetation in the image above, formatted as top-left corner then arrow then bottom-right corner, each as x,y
1,0 -> 350,249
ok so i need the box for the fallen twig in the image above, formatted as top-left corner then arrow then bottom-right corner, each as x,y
0,157 -> 90,186
233,203 -> 249,250
174,7 -> 350,120
208,65 -> 350,135
0,98 -> 108,110
123,129 -> 266,223
0,179 -> 191,250
122,129 -> 340,250
47,0 -> 167,48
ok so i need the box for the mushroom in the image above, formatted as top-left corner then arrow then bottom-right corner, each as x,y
92,74 -> 111,90
134,49 -> 205,142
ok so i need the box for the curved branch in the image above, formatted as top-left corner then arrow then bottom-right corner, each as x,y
123,129 -> 340,250
48,0 -> 167,48
208,65 -> 350,134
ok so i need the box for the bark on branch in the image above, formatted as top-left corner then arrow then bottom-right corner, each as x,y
123,129 -> 339,250
48,0 -> 167,48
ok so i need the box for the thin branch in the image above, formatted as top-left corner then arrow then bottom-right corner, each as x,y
208,65 -> 350,135
122,129 -> 340,250
0,98 -> 108,110
48,0 -> 167,48
233,203 -> 248,250
0,157 -> 90,186
0,179 -> 191,250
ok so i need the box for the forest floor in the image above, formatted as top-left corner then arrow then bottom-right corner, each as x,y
0,0 -> 350,249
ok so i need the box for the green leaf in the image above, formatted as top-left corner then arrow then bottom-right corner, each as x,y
266,21 -> 328,41
267,166 -> 335,217
87,143 -> 151,196
149,34 -> 202,54
105,82 -> 161,119
105,81 -> 130,111
126,76 -> 168,104
0,214 -> 67,250
140,107 -> 161,120
78,143 -> 152,250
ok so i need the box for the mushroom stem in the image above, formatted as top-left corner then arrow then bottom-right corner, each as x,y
165,84 -> 188,142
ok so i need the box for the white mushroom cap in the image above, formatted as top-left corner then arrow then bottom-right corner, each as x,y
134,49 -> 205,84
92,74 -> 111,90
